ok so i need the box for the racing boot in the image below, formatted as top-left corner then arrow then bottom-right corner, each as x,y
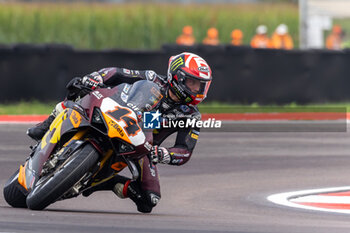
27,101 -> 66,141
27,114 -> 55,141
113,180 -> 158,213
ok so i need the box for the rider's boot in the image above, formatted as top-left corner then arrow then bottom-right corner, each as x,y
113,180 -> 155,213
27,101 -> 66,141
27,114 -> 55,141
82,174 -> 156,213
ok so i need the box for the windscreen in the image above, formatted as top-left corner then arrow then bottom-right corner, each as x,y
126,80 -> 163,113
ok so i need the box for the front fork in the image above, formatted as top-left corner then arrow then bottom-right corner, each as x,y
17,129 -> 89,192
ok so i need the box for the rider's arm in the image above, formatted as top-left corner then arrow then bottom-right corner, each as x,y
152,107 -> 202,166
65,67 -> 157,100
167,127 -> 200,166
97,67 -> 157,86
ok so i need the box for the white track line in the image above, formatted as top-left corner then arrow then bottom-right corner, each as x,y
267,186 -> 350,214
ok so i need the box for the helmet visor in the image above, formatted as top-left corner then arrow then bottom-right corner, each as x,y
177,71 -> 210,95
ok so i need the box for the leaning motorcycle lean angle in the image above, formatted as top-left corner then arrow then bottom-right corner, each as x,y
3,79 -> 163,210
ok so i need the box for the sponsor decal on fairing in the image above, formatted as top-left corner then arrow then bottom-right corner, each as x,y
92,91 -> 103,100
100,98 -> 145,146
123,84 -> 131,93
121,92 -> 128,103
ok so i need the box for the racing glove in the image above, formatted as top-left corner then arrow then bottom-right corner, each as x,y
150,146 -> 171,164
82,72 -> 103,90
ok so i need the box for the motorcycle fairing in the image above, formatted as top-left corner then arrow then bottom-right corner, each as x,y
18,108 -> 90,191
100,97 -> 145,147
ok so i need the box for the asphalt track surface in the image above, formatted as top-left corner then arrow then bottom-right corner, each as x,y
2,124 -> 350,232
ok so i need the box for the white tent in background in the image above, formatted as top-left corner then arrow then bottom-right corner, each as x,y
299,0 -> 350,49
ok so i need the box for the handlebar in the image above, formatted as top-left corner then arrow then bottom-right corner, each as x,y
72,77 -> 107,92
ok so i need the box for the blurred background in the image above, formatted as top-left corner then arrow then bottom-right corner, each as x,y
0,0 -> 301,49
1,0 -> 350,107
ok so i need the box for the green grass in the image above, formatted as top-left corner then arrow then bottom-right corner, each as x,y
0,101 -> 55,115
0,2 -> 299,49
0,101 -> 349,115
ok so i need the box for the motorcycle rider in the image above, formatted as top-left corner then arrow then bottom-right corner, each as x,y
27,52 -> 212,213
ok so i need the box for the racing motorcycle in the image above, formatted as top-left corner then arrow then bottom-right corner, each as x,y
3,79 -> 163,210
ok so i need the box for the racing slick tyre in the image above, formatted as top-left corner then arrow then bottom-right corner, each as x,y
26,143 -> 99,210
3,169 -> 28,208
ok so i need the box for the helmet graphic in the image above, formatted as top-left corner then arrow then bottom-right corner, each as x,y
167,52 -> 212,106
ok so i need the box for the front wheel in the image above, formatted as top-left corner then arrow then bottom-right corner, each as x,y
26,143 -> 99,210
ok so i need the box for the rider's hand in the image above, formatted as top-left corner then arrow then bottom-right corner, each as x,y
82,72 -> 103,90
150,146 -> 171,164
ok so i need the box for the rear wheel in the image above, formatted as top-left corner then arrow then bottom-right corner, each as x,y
3,169 -> 28,208
26,143 -> 99,210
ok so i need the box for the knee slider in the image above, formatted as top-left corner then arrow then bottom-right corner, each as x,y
145,191 -> 161,207
135,191 -> 160,213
